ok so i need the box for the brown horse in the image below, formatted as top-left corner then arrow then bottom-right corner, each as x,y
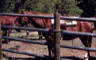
17,9 -> 93,59
0,16 -> 19,44
17,10 -> 44,39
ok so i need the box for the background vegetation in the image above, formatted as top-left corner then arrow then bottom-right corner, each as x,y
0,0 -> 80,16
77,0 -> 96,17
0,0 -> 96,16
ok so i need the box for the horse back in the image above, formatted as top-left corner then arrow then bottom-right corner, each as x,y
0,16 -> 17,26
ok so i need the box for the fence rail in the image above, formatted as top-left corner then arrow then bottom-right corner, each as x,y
3,49 -> 52,58
2,25 -> 96,37
3,36 -> 96,52
0,13 -> 96,22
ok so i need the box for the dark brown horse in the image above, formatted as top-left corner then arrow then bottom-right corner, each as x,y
17,9 -> 93,59
0,16 -> 19,44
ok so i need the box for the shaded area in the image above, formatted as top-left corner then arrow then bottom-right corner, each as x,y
2,31 -> 96,60
4,56 -> 96,60
3,56 -> 81,60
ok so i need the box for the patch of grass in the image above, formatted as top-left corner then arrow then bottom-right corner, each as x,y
10,31 -> 39,39
43,47 -> 47,52
3,57 -> 9,60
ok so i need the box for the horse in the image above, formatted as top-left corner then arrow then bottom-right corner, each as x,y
17,10 -> 44,39
0,16 -> 20,44
17,9 -> 93,59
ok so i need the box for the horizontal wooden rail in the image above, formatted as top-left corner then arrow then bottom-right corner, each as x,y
0,13 -> 96,22
3,49 -> 72,60
2,25 -> 96,37
3,36 -> 96,52
2,36 -> 53,46
3,49 -> 52,58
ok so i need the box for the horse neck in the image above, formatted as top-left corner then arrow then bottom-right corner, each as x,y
27,17 -> 44,28
25,11 -> 52,28
28,17 -> 52,29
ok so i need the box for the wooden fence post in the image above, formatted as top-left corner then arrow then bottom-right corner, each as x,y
54,11 -> 60,60
0,20 -> 3,60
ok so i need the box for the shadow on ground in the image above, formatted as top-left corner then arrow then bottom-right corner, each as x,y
4,56 -> 96,60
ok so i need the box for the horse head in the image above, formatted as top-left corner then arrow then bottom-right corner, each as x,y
16,9 -> 29,27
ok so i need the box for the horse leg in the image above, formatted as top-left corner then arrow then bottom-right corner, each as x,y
2,29 -> 6,43
48,45 -> 52,57
51,47 -> 55,57
79,36 -> 92,60
46,35 -> 54,57
47,45 -> 55,57
6,29 -> 12,44
38,31 -> 42,40
2,29 -> 6,36
3,29 -> 8,44
26,30 -> 29,37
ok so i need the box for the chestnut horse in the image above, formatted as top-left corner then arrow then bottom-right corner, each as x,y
17,9 -> 92,59
0,16 -> 19,44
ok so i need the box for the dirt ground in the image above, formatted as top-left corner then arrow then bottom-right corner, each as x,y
2,31 -> 96,60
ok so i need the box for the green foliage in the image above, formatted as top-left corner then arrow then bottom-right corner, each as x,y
22,0 -> 55,13
0,0 -> 22,13
54,0 -> 83,15
0,0 -> 83,16
76,0 -> 96,17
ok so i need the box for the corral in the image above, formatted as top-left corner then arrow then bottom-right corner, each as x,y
0,12 -> 96,60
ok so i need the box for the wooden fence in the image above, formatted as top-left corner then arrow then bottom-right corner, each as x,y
0,12 -> 96,60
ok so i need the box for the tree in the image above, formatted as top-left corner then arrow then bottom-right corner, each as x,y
0,0 -> 23,13
54,0 -> 82,15
0,0 -> 82,16
22,0 -> 55,13
76,0 -> 96,17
